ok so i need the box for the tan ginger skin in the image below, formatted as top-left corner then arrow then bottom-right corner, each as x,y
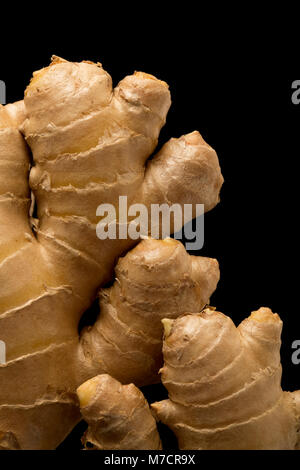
152,308 -> 300,450
0,56 -> 223,449
80,238 -> 219,387
77,374 -> 162,450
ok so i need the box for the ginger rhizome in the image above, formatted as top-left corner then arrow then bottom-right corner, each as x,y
0,56 -> 223,449
152,308 -> 300,450
80,238 -> 219,386
77,374 -> 162,450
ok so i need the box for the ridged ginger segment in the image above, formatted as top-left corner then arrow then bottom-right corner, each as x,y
78,238 -> 220,386
77,374 -> 162,450
0,57 -> 223,449
152,307 -> 300,450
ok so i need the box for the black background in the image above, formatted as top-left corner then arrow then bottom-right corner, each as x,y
0,10 -> 299,456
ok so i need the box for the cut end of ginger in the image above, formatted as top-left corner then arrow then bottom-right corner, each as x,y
250,307 -> 280,323
162,318 -> 174,338
134,71 -> 169,87
184,131 -> 207,146
77,376 -> 100,408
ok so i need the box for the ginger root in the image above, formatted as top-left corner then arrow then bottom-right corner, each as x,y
79,238 -> 219,386
77,374 -> 161,450
152,307 -> 300,450
0,57 -> 223,449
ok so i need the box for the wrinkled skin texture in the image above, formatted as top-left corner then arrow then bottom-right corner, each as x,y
80,238 -> 219,387
0,57 -> 223,449
77,374 -> 162,450
152,308 -> 300,450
